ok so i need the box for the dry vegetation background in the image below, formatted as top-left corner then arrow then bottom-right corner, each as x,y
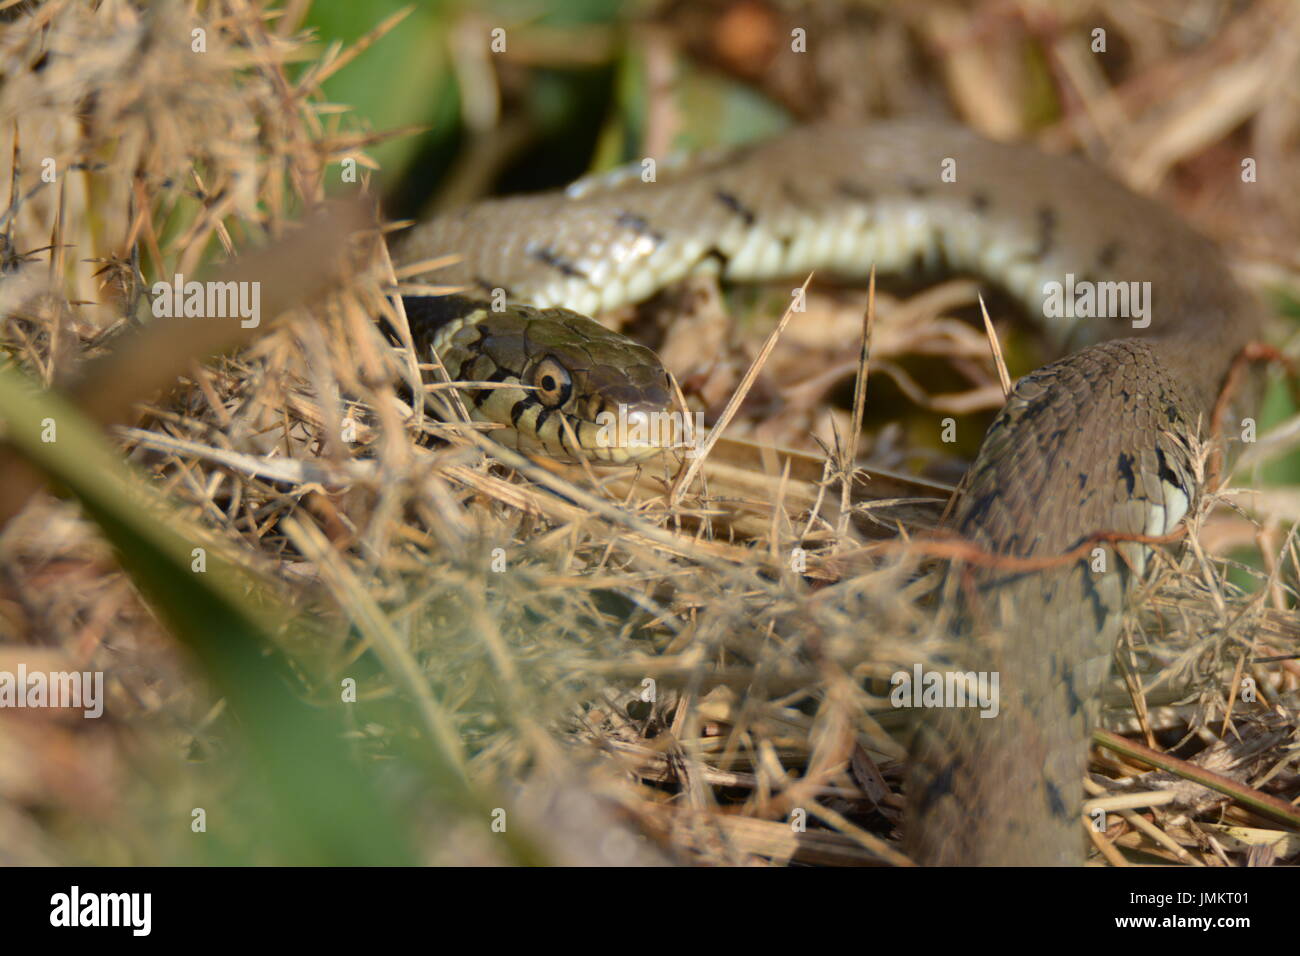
0,0 -> 1297,865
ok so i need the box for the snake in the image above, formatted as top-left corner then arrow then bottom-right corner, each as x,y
393,119 -> 1264,864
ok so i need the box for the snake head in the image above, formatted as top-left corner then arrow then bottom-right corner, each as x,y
455,304 -> 679,465
527,310 -> 679,464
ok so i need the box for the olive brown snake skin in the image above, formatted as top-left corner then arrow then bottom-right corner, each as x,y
395,119 -> 1264,865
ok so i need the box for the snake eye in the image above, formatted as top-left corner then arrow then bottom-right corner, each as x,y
531,356 -> 573,408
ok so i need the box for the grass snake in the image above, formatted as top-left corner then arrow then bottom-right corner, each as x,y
394,119 -> 1264,864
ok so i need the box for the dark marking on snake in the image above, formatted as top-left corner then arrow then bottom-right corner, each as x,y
1033,206 -> 1057,260
1116,452 -> 1136,496
614,210 -> 664,245
698,247 -> 733,279
534,407 -> 554,432
1017,394 -> 1051,425
1078,564 -> 1110,633
961,490 -> 999,531
1003,532 -> 1023,557
473,365 -> 515,408
473,275 -> 509,297
906,224 -> 949,273
526,242 -> 589,279
713,189 -> 756,226
1044,780 -> 1069,818
929,224 -> 952,271
1155,446 -> 1181,487
1096,240 -> 1123,270
1077,472 -> 1088,490
835,179 -> 875,202
510,398 -> 535,428
917,759 -> 958,813
971,191 -> 991,214
1060,666 -> 1084,718
903,178 -> 929,198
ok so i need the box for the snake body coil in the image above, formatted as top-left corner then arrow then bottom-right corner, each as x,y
397,120 -> 1263,864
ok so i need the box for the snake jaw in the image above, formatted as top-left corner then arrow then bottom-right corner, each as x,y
492,387 -> 676,466
589,399 -> 681,464
567,370 -> 677,464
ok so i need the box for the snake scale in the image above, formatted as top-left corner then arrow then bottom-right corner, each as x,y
395,120 -> 1263,865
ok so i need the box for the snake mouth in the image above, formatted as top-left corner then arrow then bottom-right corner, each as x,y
474,393 -> 679,464
566,364 -> 679,463
577,398 -> 684,464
